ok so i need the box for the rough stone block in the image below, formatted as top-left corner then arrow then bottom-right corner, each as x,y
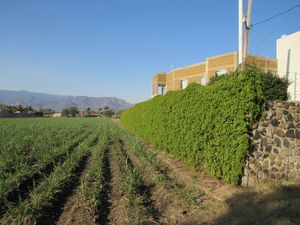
253,131 -> 262,140
279,121 -> 287,129
275,155 -> 284,162
289,170 -> 297,179
267,138 -> 273,144
248,156 -> 255,164
272,147 -> 279,154
287,123 -> 295,129
253,151 -> 262,159
263,160 -> 269,168
265,145 -> 272,153
296,129 -> 300,139
263,153 -> 269,159
288,157 -> 297,163
275,128 -> 285,137
288,163 -> 294,170
267,101 -> 274,108
287,114 -> 294,122
275,160 -> 282,167
269,154 -> 276,162
286,129 -> 296,138
249,161 -> 262,173
279,166 -> 285,172
294,148 -> 300,156
251,143 -> 259,151
275,102 -> 284,108
275,112 -> 283,120
281,148 -> 293,156
283,109 -> 289,115
283,138 -> 290,148
261,138 -> 267,147
271,118 -> 280,127
274,137 -> 281,147
258,170 -> 268,181
289,140 -> 296,149
266,127 -> 274,138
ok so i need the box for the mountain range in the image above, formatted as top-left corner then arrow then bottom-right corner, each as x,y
0,90 -> 132,112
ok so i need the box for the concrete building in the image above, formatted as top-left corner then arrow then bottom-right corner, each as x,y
152,51 -> 277,97
277,31 -> 300,101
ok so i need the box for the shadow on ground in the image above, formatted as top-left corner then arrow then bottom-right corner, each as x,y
182,183 -> 300,225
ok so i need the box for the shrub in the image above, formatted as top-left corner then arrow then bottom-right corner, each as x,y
121,67 -> 285,184
260,71 -> 289,101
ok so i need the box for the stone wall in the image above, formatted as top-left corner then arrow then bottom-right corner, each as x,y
242,101 -> 300,186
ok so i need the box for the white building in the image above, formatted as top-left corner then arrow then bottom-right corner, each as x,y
53,112 -> 62,118
277,31 -> 300,101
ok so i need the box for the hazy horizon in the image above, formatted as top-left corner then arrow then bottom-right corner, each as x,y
0,88 -> 134,104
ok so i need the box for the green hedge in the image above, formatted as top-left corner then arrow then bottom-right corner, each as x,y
120,67 -> 283,184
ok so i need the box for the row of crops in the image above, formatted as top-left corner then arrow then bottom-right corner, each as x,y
0,118 -> 110,224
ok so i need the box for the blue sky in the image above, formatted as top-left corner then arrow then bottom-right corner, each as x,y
0,0 -> 299,103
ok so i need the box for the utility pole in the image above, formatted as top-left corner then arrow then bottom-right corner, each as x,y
238,0 -> 243,66
239,0 -> 253,69
243,0 -> 253,64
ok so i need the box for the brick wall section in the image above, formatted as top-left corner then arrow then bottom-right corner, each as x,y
247,55 -> 277,73
242,101 -> 300,186
151,51 -> 278,96
207,52 -> 237,80
164,63 -> 206,91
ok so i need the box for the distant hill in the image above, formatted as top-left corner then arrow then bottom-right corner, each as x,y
0,90 -> 132,112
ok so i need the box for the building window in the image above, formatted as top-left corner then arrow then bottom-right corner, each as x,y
157,85 -> 166,95
181,79 -> 188,89
200,75 -> 206,85
215,68 -> 227,77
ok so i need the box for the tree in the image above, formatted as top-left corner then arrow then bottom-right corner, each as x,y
16,104 -> 24,112
0,104 -> 7,110
69,107 -> 79,117
103,108 -> 114,118
41,108 -> 55,116
23,106 -> 33,112
85,107 -> 92,117
62,108 -> 70,117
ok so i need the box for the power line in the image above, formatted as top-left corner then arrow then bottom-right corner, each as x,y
251,3 -> 300,27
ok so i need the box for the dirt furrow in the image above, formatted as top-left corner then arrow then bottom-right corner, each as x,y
98,143 -> 129,225
35,155 -> 90,225
121,140 -> 211,225
55,157 -> 97,225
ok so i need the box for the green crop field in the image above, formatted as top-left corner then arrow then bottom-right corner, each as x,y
0,118 -> 207,225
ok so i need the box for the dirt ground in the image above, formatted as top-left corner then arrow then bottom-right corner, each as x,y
149,146 -> 300,225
